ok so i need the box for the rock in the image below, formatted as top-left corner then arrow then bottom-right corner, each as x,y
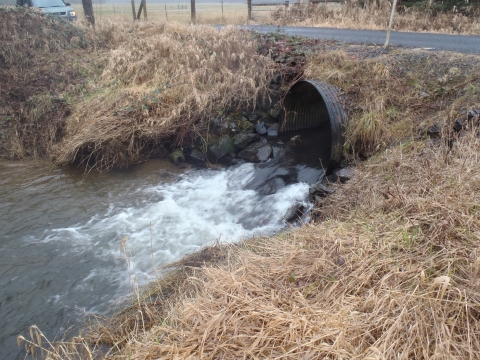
420,91 -> 430,98
170,149 -> 185,166
268,103 -> 282,119
289,135 -> 309,149
427,124 -> 441,138
272,145 -> 286,158
272,73 -> 282,85
334,167 -> 354,183
238,141 -> 273,162
453,119 -> 463,133
258,94 -> 281,113
284,203 -> 305,222
208,137 -> 235,160
256,121 -> 267,135
247,113 -> 258,123
267,122 -> 279,137
257,178 -> 285,195
239,120 -> 256,132
309,182 -> 333,197
233,132 -> 260,150
468,109 -> 480,121
159,169 -> 175,178
188,148 -> 206,163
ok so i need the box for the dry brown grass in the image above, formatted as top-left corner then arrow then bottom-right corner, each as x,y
52,21 -> 275,171
0,7 -> 91,158
271,1 -> 480,35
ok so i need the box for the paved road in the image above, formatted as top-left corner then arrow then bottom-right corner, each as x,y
242,25 -> 480,55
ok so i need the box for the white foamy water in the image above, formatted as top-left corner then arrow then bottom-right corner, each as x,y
41,163 -> 310,301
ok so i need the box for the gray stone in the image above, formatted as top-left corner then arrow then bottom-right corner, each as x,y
188,148 -> 206,163
247,113 -> 258,122
239,120 -> 256,132
309,182 -> 334,197
272,145 -> 286,158
238,141 -> 273,163
208,137 -> 235,160
233,132 -> 260,150
468,109 -> 480,121
284,203 -> 305,222
334,167 -> 354,183
170,149 -> 185,166
267,122 -> 279,137
427,124 -> 441,138
256,121 -> 267,135
268,103 -> 282,119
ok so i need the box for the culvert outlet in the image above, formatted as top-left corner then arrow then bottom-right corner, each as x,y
280,80 -> 346,170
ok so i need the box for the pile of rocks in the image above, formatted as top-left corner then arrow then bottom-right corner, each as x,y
170,97 -> 285,167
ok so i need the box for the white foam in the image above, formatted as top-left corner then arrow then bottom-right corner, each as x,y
43,162 -> 311,299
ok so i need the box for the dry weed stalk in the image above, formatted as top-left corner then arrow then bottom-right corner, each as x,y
97,129 -> 480,359
52,22 -> 275,171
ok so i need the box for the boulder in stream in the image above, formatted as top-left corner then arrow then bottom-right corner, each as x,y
188,148 -> 206,163
170,149 -> 185,166
238,141 -> 273,163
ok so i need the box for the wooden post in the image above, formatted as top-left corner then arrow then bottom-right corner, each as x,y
136,0 -> 144,19
143,0 -> 147,19
191,0 -> 196,23
221,0 -> 223,15
131,0 -> 136,21
81,0 -> 95,25
247,0 -> 252,20
165,3 -> 168,20
384,0 -> 398,48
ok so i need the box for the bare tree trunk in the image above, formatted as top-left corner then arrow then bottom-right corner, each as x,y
82,0 -> 95,25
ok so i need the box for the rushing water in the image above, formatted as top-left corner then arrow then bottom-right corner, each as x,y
0,131 -> 328,359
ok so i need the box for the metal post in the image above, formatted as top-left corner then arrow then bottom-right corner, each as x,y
247,0 -> 252,20
384,0 -> 398,48
191,0 -> 196,23
131,0 -> 136,21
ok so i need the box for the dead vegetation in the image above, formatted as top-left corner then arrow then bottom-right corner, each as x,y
52,22 -> 275,172
0,7 -> 90,158
271,0 -> 480,35
0,8 -> 275,171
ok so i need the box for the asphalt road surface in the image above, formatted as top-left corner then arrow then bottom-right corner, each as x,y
242,25 -> 480,55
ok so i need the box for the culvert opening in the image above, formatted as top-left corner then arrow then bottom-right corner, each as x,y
280,80 -> 346,170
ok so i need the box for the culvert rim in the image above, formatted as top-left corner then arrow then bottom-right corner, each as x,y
280,79 -> 346,170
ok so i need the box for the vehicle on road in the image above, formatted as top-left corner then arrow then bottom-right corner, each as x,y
15,0 -> 77,21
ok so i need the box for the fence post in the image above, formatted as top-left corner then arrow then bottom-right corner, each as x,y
143,0 -> 147,19
130,0 -> 136,21
384,0 -> 398,48
247,0 -> 252,20
191,0 -> 196,23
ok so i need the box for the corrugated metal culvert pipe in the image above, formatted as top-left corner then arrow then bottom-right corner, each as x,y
280,80 -> 346,170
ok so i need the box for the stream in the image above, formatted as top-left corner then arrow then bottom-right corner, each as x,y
0,130 -> 329,359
